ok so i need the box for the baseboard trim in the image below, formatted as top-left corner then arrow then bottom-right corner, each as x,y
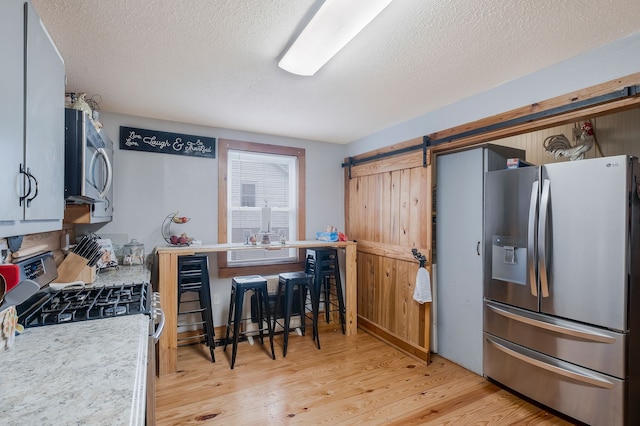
358,316 -> 431,364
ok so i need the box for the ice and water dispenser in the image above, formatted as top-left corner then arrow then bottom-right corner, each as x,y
491,235 -> 527,285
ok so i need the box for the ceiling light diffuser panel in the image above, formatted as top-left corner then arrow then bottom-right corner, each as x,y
278,0 -> 394,76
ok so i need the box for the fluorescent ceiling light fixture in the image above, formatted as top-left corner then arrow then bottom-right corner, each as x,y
278,0 -> 394,76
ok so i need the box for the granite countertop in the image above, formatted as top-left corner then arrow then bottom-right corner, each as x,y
0,265 -> 152,425
0,315 -> 148,425
93,264 -> 151,287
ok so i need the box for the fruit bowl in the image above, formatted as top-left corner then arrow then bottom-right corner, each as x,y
161,212 -> 194,246
171,213 -> 190,224
167,233 -> 193,246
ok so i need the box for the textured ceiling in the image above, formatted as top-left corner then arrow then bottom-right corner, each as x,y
32,0 -> 640,144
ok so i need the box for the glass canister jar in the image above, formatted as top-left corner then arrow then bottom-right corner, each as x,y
123,239 -> 145,266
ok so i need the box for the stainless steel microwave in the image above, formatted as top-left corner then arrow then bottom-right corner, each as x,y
64,108 -> 113,221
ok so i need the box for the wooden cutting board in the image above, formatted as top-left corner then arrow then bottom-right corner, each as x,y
11,244 -> 49,260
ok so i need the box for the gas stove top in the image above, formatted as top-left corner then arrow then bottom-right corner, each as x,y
18,282 -> 151,328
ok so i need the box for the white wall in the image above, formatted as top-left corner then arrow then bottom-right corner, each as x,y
346,32 -> 640,157
80,112 -> 346,247
77,112 -> 345,326
77,32 -> 640,328
83,33 -> 640,251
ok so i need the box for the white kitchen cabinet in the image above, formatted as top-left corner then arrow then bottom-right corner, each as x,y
0,0 -> 25,224
435,144 -> 524,375
0,0 -> 65,238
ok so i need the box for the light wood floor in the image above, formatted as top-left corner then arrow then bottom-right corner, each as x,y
156,324 -> 577,425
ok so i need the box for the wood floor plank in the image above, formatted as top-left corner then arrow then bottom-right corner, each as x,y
339,369 -> 488,425
385,382 -> 573,426
156,324 -> 575,425
252,358 -> 469,424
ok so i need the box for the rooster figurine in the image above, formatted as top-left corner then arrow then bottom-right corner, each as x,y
543,121 -> 595,161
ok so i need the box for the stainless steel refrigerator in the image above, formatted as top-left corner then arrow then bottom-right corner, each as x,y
483,155 -> 640,426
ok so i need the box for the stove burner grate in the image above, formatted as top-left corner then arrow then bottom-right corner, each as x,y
105,306 -> 128,316
18,282 -> 150,328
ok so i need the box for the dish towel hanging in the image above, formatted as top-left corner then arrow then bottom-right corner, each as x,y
413,266 -> 432,304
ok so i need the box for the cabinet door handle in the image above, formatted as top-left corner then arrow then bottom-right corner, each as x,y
476,241 -> 481,256
18,164 -> 31,207
25,169 -> 39,207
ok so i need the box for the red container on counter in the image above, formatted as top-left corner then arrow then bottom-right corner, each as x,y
0,264 -> 20,293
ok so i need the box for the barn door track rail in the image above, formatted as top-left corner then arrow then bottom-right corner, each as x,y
343,136 -> 429,179
342,84 -> 640,178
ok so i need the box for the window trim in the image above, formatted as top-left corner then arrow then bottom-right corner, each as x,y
217,139 -> 306,278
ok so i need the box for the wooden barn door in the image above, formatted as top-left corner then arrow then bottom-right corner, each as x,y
345,144 -> 432,361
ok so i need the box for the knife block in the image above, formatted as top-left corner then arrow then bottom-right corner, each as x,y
75,265 -> 96,283
56,253 -> 96,283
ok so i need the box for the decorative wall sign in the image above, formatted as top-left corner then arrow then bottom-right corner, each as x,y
119,126 -> 216,159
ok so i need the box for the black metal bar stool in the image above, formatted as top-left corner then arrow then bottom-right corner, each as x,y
305,248 -> 346,334
223,275 -> 276,369
177,255 -> 215,362
273,271 -> 320,357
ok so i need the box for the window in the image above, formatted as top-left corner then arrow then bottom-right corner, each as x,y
218,140 -> 306,277
240,183 -> 256,207
228,151 -> 296,264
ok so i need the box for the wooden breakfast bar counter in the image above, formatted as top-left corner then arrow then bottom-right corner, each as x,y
154,240 -> 357,376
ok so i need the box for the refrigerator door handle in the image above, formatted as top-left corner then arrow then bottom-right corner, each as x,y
538,179 -> 551,297
486,337 -> 615,389
527,180 -> 539,297
487,302 -> 616,343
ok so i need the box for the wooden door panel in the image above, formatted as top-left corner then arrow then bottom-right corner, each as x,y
348,161 -> 430,358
